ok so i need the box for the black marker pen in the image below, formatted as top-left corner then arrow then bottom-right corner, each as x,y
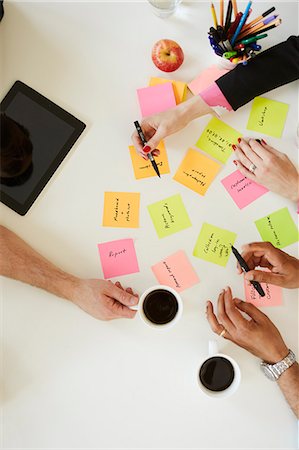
134,121 -> 161,178
231,245 -> 265,297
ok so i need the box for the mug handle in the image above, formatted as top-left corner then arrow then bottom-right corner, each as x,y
208,340 -> 218,357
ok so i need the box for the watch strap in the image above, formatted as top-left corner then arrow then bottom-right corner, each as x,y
262,349 -> 296,381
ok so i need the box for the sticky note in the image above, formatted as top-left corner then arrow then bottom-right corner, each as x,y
244,269 -> 282,307
255,207 -> 298,249
188,65 -> 228,95
173,148 -> 221,195
147,194 -> 192,238
221,170 -> 268,209
98,239 -> 139,279
137,82 -> 176,117
196,117 -> 241,163
103,192 -> 140,228
129,140 -> 170,179
193,223 -> 236,266
247,97 -> 289,138
149,77 -> 187,104
151,250 -> 200,292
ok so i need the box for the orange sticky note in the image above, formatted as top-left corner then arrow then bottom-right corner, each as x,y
149,77 -> 187,104
102,192 -> 140,228
173,148 -> 221,195
129,141 -> 170,179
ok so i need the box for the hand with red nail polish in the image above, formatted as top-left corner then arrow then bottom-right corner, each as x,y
233,138 -> 299,202
131,96 -> 213,158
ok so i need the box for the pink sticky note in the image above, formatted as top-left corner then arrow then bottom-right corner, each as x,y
244,269 -> 282,307
151,250 -> 200,293
221,170 -> 268,209
188,65 -> 228,95
97,239 -> 139,279
137,82 -> 176,117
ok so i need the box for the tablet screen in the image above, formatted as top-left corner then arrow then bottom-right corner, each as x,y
1,81 -> 86,215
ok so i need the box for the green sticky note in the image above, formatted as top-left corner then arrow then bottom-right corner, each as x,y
193,223 -> 237,266
247,97 -> 289,138
148,194 -> 192,238
255,207 -> 298,248
195,117 -> 241,164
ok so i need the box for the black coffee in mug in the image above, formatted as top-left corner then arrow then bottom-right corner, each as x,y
199,356 -> 235,392
143,289 -> 178,325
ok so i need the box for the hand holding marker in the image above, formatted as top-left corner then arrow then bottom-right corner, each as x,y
134,121 -> 161,178
231,245 -> 265,297
208,2 -> 281,64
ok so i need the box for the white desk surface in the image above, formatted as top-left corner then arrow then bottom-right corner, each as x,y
0,1 -> 298,449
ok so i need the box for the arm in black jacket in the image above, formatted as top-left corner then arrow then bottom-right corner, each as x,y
216,36 -> 299,110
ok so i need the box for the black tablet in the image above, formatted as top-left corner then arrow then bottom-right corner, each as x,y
0,81 -> 86,215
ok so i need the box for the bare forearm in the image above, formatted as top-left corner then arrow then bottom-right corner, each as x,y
277,362 -> 299,418
178,95 -> 214,124
0,225 -> 79,301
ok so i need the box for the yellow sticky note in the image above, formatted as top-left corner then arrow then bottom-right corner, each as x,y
102,192 -> 140,228
173,148 -> 221,195
196,117 -> 241,164
149,77 -> 187,104
247,97 -> 289,138
129,141 -> 170,179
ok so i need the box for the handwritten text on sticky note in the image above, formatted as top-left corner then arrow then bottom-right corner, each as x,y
255,207 -> 298,249
147,194 -> 192,238
221,170 -> 268,209
129,140 -> 170,179
247,97 -> 289,138
98,239 -> 139,279
193,222 -> 237,266
196,117 -> 241,163
151,250 -> 200,292
102,192 -> 140,228
174,148 -> 221,195
244,269 -> 282,307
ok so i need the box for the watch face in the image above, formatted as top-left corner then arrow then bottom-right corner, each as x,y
261,364 -> 276,381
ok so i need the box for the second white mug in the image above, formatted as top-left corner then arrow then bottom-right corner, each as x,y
197,340 -> 241,399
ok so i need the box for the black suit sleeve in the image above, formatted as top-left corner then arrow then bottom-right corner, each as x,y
215,36 -> 299,111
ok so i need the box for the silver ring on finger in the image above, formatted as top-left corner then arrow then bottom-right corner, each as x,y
249,163 -> 257,174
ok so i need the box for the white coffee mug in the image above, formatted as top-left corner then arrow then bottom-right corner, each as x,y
138,284 -> 183,330
197,340 -> 241,399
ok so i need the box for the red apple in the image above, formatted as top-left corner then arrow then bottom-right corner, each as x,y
152,39 -> 184,72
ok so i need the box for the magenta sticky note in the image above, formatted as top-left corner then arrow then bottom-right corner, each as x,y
221,170 -> 268,209
97,239 -> 139,279
244,269 -> 282,307
151,250 -> 200,293
137,82 -> 176,117
188,65 -> 228,95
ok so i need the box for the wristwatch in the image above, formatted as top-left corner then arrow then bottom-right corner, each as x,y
260,349 -> 296,381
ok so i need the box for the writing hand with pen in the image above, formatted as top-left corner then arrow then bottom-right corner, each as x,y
237,242 -> 299,289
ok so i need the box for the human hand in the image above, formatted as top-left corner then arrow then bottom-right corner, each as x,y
71,279 -> 139,320
131,96 -> 213,158
238,242 -> 299,289
233,138 -> 299,202
206,287 -> 289,364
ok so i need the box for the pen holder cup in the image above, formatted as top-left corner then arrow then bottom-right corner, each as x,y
215,55 -> 237,70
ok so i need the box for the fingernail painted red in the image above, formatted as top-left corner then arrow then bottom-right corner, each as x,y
143,145 -> 151,153
233,160 -> 238,166
261,139 -> 267,145
238,138 -> 241,143
232,144 -> 236,150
